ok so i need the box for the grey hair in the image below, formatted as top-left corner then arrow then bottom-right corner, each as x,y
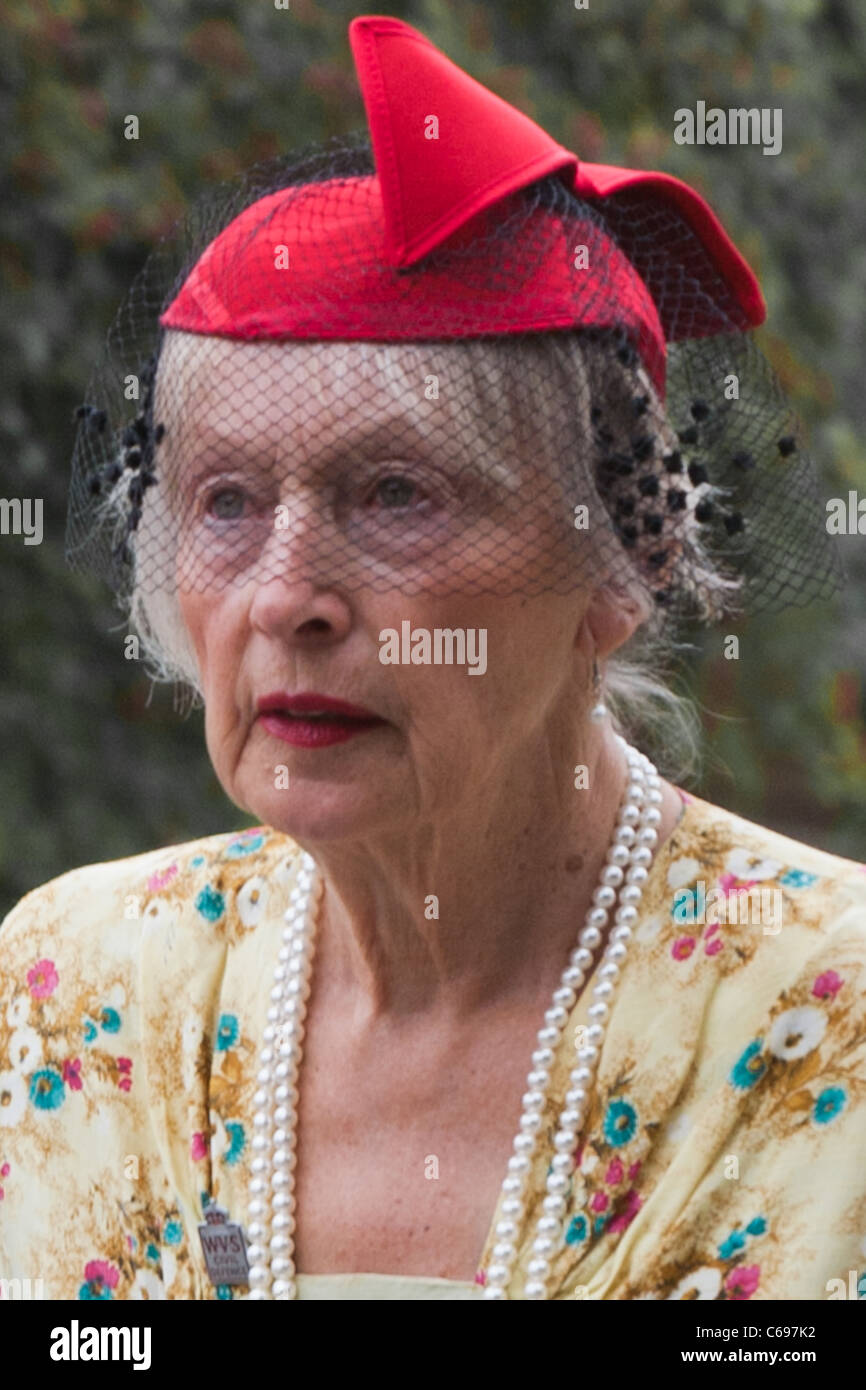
107,330 -> 733,782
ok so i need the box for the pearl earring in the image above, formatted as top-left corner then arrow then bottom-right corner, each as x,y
590,656 -> 607,722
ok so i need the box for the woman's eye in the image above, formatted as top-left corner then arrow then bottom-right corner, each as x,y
206,487 -> 246,519
369,474 -> 421,509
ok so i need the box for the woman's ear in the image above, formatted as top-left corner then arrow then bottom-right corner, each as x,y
581,582 -> 648,662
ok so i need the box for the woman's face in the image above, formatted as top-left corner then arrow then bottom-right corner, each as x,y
163,334 -> 638,839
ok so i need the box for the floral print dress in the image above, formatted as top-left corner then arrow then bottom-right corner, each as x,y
1,792 -> 865,1301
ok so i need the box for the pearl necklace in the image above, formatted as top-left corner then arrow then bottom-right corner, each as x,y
245,735 -> 661,1299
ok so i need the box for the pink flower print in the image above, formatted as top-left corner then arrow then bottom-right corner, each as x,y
27,959 -> 58,999
116,1057 -> 132,1092
703,921 -> 721,938
628,1160 -> 642,1181
608,1187 -> 643,1234
0,1164 -> 7,1202
725,1264 -> 760,1300
474,1269 -> 487,1286
705,937 -> 723,957
146,863 -> 178,893
83,1259 -> 120,1295
672,936 -> 696,961
590,1190 -> 609,1213
191,1131 -> 208,1161
719,872 -> 758,898
812,970 -> 843,1000
62,1058 -> 83,1091
605,1158 -> 624,1186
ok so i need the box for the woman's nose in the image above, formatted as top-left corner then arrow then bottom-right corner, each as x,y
247,502 -> 354,642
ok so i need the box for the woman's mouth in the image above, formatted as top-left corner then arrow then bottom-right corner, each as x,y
256,692 -> 386,748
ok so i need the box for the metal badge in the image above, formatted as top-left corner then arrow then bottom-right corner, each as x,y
197,1203 -> 250,1287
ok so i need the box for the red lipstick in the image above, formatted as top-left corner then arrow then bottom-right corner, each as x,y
256,691 -> 385,748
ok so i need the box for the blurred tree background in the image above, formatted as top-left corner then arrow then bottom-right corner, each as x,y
1,0 -> 864,919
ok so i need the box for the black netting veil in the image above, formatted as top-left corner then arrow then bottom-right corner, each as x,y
66,130 -> 843,661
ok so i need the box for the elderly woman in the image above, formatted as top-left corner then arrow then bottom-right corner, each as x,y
1,16 -> 864,1303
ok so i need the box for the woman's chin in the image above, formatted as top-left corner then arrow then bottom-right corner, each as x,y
238,782 -> 393,843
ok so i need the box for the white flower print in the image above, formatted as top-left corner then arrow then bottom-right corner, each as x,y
131,1268 -> 166,1300
668,857 -> 701,890
104,981 -> 128,1011
182,1014 -> 201,1056
273,854 -> 298,886
143,898 -> 177,932
0,1069 -> 28,1128
8,1026 -> 43,1074
161,1248 -> 177,1289
767,1006 -> 827,1061
5,993 -> 30,1029
724,848 -> 783,882
667,1266 -> 722,1300
237,875 -> 269,928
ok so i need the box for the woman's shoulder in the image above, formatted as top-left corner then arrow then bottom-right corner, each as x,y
0,824 -> 303,956
675,788 -> 866,885
666,788 -> 866,940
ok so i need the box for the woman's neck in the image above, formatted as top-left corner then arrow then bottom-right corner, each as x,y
291,729 -> 681,1023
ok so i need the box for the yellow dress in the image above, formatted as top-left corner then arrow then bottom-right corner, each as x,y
1,791 -> 865,1301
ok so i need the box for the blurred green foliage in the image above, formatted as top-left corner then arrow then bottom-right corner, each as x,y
1,0 -> 864,918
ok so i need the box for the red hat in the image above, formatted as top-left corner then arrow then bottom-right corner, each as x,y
160,16 -> 765,396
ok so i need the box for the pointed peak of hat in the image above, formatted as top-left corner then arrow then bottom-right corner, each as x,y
348,14 -> 577,266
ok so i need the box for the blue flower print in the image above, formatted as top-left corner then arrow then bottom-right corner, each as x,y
195,885 -> 225,922
603,1098 -> 638,1148
190,855 -> 206,868
729,1039 -> 766,1090
82,1019 -> 98,1044
29,1068 -> 65,1111
216,1284 -> 233,1299
779,869 -> 819,889
672,883 -> 705,925
223,1121 -> 246,1166
99,1006 -> 121,1034
79,1281 -> 113,1300
145,1243 -> 160,1263
216,1014 -> 239,1051
163,1218 -> 183,1246
565,1214 -> 588,1246
224,833 -> 265,858
813,1086 -> 846,1125
718,1229 -> 746,1260
593,1215 -> 607,1236
746,1216 -> 766,1237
